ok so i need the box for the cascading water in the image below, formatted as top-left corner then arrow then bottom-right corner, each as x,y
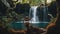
29,6 -> 40,23
29,5 -> 48,23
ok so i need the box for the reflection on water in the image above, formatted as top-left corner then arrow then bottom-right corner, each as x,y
10,21 -> 48,30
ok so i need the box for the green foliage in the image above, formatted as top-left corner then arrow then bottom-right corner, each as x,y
20,0 -> 42,6
30,0 -> 41,6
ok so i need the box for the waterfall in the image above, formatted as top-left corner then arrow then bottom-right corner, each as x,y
29,6 -> 40,23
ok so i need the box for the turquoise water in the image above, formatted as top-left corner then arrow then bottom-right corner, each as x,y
10,22 -> 48,30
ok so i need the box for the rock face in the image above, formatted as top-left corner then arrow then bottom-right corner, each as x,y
48,1 -> 57,18
15,3 -> 30,16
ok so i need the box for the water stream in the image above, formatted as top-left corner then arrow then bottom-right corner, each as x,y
29,6 -> 40,23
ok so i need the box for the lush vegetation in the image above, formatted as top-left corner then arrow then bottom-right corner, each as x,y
0,0 -> 57,29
